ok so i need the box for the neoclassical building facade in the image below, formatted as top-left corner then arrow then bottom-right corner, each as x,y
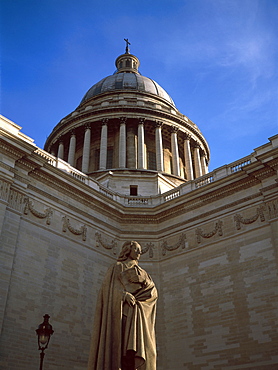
0,47 -> 277,370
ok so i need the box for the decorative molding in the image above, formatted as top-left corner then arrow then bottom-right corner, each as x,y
266,199 -> 278,220
141,242 -> 155,258
196,220 -> 223,243
156,180 -> 260,225
234,206 -> 265,230
62,216 -> 87,240
161,233 -> 186,256
0,142 -> 25,160
95,232 -> 117,254
8,189 -> 25,212
24,197 -> 53,224
0,179 -> 10,202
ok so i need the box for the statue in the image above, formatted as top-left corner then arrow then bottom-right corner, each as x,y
88,241 -> 158,370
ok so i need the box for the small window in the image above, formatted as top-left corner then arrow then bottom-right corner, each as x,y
130,185 -> 138,196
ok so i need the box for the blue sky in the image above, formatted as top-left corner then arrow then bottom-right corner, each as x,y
1,0 -> 278,171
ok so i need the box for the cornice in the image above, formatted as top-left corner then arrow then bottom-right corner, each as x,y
0,129 -> 36,153
28,169 -> 125,220
6,140 -> 275,231
27,183 -> 123,233
154,176 -> 261,223
44,106 -> 209,156
0,140 -> 28,161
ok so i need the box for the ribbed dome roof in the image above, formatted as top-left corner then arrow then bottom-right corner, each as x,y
80,72 -> 175,106
80,50 -> 175,106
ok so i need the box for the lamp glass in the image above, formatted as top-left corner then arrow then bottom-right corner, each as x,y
39,334 -> 49,346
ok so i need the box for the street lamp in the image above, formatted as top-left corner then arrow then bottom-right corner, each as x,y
36,314 -> 54,370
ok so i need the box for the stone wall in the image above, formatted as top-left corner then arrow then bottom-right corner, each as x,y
0,117 -> 277,369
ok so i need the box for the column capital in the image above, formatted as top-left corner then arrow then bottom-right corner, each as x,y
138,117 -> 145,125
193,141 -> 201,149
102,118 -> 109,125
155,121 -> 163,128
119,117 -> 127,124
70,129 -> 76,136
171,126 -> 179,133
85,123 -> 91,131
183,132 -> 191,141
200,149 -> 206,157
58,136 -> 63,143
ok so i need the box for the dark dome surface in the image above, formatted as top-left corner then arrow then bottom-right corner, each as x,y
80,72 -> 175,106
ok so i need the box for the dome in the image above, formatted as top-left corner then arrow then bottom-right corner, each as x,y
44,44 -> 210,191
80,52 -> 175,106
80,73 -> 175,106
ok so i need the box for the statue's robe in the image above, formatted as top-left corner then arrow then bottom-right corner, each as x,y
88,261 -> 157,370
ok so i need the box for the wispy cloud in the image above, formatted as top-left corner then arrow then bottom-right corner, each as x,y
152,0 -> 277,87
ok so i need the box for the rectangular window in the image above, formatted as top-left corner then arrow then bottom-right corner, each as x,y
130,185 -> 138,196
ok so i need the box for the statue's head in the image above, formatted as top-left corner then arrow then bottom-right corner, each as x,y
118,241 -> 141,261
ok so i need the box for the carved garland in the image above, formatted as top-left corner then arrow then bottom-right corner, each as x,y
196,220 -> 223,243
62,216 -> 87,241
95,232 -> 117,255
161,233 -> 186,256
24,198 -> 53,225
141,242 -> 155,258
234,206 -> 265,230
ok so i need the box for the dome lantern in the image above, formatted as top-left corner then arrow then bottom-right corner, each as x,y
115,39 -> 140,74
115,53 -> 140,74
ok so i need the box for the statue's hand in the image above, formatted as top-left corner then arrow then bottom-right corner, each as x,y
125,292 -> 136,306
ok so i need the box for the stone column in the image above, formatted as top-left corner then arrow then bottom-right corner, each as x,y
57,139 -> 64,160
171,126 -> 180,176
183,133 -> 193,180
68,130 -> 76,166
137,118 -> 145,169
99,119 -> 108,170
155,121 -> 164,172
193,142 -> 202,178
82,124 -> 91,173
200,150 -> 208,176
119,117 -> 127,168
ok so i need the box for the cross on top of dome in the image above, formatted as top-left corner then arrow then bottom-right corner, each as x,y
124,38 -> 131,54
115,39 -> 140,74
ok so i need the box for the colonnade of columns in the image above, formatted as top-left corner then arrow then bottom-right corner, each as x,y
56,118 -> 208,179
